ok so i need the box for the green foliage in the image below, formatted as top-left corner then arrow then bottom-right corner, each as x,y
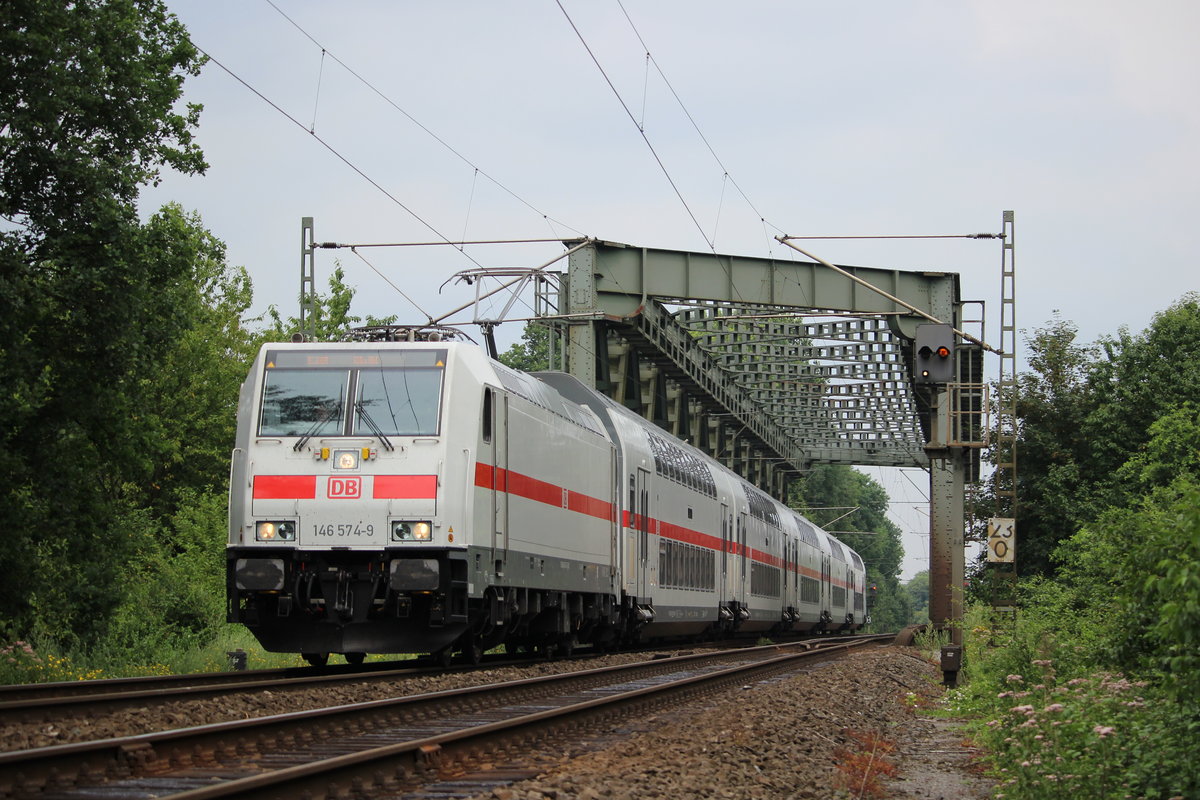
987,314 -> 1100,575
1098,478 -> 1200,699
0,0 -> 208,646
0,0 -> 206,237
263,264 -> 396,342
7,209 -> 255,660
957,657 -> 1198,800
903,571 -> 930,624
95,489 -> 230,664
978,296 -> 1200,579
497,322 -> 554,371
135,204 -> 258,511
956,591 -> 1200,799
957,296 -> 1200,798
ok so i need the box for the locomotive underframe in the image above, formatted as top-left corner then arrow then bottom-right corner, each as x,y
228,546 -> 632,657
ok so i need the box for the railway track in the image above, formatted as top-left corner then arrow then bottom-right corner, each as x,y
0,657 -> 476,724
0,634 -> 890,799
0,635 -> 859,724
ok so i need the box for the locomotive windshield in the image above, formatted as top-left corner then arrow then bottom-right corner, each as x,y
258,349 -> 446,437
354,368 -> 441,435
259,369 -> 347,437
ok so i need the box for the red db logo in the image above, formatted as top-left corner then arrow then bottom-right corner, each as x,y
328,476 -> 361,499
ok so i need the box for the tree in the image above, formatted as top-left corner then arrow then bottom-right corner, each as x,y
1082,294 -> 1200,508
498,322 -> 554,372
0,0 -> 205,238
133,204 -> 259,513
0,0 -> 206,644
990,298 -> 1200,579
1001,314 -> 1100,576
903,571 -> 930,624
263,264 -> 397,343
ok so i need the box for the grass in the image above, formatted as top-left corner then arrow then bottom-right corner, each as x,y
0,626 -> 314,685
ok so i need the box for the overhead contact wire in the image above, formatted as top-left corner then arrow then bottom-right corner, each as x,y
265,0 -> 584,239
615,0 -> 786,247
349,247 -> 435,324
309,47 -> 325,133
196,47 -> 483,267
555,0 -> 714,252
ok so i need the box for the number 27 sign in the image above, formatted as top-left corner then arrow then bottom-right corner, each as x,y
987,518 -> 1016,563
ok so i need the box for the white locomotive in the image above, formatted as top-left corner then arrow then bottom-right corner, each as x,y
228,333 -> 867,665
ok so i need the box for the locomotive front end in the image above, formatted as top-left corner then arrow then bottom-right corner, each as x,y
228,342 -> 467,661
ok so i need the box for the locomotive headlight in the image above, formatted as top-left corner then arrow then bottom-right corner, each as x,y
333,449 -> 359,470
256,521 -> 296,542
391,521 -> 433,541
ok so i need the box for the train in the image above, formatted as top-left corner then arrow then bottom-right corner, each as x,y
227,329 -> 867,665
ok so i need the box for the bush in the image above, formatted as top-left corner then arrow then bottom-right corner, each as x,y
961,659 -> 1197,799
1105,478 -> 1200,699
93,488 -> 228,665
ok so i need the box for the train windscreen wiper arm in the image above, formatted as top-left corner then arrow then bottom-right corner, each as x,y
293,403 -> 340,452
354,401 -> 396,452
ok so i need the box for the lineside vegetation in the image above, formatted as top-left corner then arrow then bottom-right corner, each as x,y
954,297 -> 1200,799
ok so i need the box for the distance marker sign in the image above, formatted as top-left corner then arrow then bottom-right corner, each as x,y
987,518 -> 1016,563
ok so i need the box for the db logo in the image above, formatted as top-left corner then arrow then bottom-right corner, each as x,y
327,476 -> 362,499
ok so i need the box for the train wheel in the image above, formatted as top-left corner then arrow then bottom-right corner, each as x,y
302,652 -> 329,667
463,636 -> 484,665
558,635 -> 576,658
344,652 -> 366,665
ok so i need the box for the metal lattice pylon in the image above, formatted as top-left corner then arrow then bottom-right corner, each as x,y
990,211 -> 1019,625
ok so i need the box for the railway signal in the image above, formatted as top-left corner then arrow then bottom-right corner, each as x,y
914,323 -> 955,384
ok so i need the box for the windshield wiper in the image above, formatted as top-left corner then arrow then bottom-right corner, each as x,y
294,402 -> 340,452
355,400 -> 396,452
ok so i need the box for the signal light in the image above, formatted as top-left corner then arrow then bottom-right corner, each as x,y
914,324 -> 955,384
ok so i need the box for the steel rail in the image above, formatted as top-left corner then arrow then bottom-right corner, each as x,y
0,657 -> 505,723
0,635 -> 890,798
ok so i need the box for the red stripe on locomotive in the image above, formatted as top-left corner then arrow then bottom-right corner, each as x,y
252,475 -> 316,499
372,474 -> 437,499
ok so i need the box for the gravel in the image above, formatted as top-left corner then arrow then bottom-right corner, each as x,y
460,647 -> 995,800
2,646 -> 995,799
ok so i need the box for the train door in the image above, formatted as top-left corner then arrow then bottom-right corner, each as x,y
739,512 -> 749,598
719,502 -> 731,601
609,450 -> 619,590
636,467 -> 651,600
490,390 -> 509,570
784,538 -> 794,610
847,568 -> 857,622
821,552 -> 832,619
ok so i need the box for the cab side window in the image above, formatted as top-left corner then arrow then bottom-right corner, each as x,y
482,388 -> 493,443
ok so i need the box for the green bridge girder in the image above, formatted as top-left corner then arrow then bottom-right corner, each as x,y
559,240 -> 978,488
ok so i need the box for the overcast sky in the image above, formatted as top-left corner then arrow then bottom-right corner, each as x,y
145,1 -> 1200,578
